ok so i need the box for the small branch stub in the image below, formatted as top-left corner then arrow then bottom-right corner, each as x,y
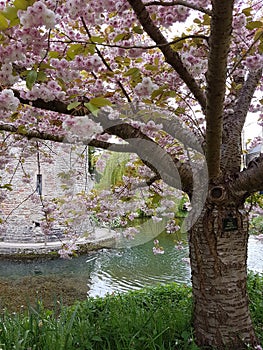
209,185 -> 225,203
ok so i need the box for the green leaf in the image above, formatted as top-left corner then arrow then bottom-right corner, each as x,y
90,36 -> 105,44
89,97 -> 112,107
203,14 -> 210,25
193,18 -> 201,24
165,90 -> 176,98
17,125 -> 27,134
151,86 -> 166,99
13,0 -> 29,10
144,64 -> 158,71
254,28 -> 263,41
123,67 -> 141,78
152,193 -> 162,205
114,56 -> 131,66
26,69 -> 37,90
67,43 -> 84,60
246,21 -> 263,30
242,7 -> 252,16
3,7 -> 18,21
1,183 -> 12,191
133,25 -> 143,34
85,44 -> 95,55
39,63 -> 53,70
113,33 -> 126,43
67,101 -> 81,110
9,17 -> 20,27
84,102 -> 99,116
0,13 -> 9,30
37,71 -> 47,82
49,51 -> 60,59
92,336 -> 103,342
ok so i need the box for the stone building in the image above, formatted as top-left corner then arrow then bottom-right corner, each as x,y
0,142 -> 94,244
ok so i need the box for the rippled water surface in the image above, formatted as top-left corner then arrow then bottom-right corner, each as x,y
0,233 -> 263,307
0,233 -> 262,309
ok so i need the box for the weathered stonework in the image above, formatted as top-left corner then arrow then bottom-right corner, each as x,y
1,142 -> 94,245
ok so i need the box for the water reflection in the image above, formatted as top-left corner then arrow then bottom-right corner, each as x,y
0,233 -> 262,309
87,233 -> 191,297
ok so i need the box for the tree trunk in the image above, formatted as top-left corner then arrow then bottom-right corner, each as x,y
189,188 -> 258,349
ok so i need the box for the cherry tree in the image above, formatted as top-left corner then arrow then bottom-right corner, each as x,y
0,0 -> 263,348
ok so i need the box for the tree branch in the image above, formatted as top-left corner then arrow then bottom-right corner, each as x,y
230,154 -> 263,195
145,1 -> 212,15
0,123 -> 135,152
50,34 -> 209,50
221,68 -> 263,173
233,68 -> 263,132
205,0 -> 234,179
13,90 -> 70,115
0,120 -> 194,195
80,17 -> 132,104
126,0 -> 207,111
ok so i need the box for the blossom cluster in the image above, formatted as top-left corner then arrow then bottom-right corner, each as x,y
62,116 -> 103,142
146,3 -> 190,27
65,0 -> 89,20
21,81 -> 66,102
248,136 -> 263,151
140,120 -> 163,137
245,54 -> 263,71
122,226 -> 139,240
0,42 -> 26,65
49,58 -> 80,82
64,0 -> 129,22
181,46 -> 208,77
0,89 -> 20,112
232,13 -> 247,29
134,77 -> 158,98
48,55 -> 103,83
18,1 -> 56,29
73,54 -> 103,72
152,239 -> 164,255
0,63 -> 19,87
58,241 -> 78,259
166,219 -> 180,234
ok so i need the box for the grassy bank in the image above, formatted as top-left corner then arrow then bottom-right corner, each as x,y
0,273 -> 262,350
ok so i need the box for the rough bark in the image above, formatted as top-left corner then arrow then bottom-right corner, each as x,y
205,0 -> 234,179
221,68 -> 263,173
230,154 -> 263,195
189,190 -> 258,349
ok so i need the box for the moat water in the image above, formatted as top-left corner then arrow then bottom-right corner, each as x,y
0,232 -> 262,311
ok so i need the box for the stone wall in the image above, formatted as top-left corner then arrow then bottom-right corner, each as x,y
1,142 -> 94,243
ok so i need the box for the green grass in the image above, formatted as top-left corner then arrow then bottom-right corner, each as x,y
0,273 -> 262,350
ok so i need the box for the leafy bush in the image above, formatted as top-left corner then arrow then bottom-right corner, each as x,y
249,215 -> 263,235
